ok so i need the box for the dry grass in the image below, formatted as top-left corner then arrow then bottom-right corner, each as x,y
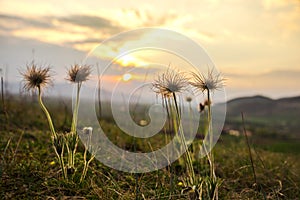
0,95 -> 299,199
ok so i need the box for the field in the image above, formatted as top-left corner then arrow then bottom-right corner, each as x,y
0,94 -> 299,199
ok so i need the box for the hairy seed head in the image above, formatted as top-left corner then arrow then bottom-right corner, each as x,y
21,64 -> 52,91
152,69 -> 188,97
189,69 -> 224,92
67,64 -> 91,83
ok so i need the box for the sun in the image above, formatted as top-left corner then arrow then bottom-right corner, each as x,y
122,73 -> 132,81
119,55 -> 134,66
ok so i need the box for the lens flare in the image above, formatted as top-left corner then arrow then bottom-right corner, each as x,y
122,73 -> 132,81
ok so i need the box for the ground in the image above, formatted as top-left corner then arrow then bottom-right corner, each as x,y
0,95 -> 299,199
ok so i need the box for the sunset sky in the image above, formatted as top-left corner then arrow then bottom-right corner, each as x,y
0,0 -> 300,100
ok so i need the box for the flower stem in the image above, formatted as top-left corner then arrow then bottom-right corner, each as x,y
80,147 -> 94,183
38,86 -> 56,138
59,153 -> 67,180
68,150 -> 74,167
172,92 -> 195,185
207,89 -> 216,180
68,82 -> 81,168
80,147 -> 88,183
71,82 -> 81,134
53,142 -> 67,180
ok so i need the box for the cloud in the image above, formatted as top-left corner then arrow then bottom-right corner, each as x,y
0,8 -> 215,53
0,14 -> 53,30
113,8 -> 179,27
0,13 -> 127,52
0,13 -> 124,33
59,15 -> 124,33
110,8 -> 216,43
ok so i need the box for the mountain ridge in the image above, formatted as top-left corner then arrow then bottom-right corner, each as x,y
225,94 -> 300,137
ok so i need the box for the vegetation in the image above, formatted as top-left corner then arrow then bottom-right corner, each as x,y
0,93 -> 299,199
0,64 -> 299,199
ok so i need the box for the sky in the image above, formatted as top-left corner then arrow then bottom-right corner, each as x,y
0,0 -> 300,100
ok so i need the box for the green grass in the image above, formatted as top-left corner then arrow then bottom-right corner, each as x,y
1,95 -> 299,199
261,141 -> 300,154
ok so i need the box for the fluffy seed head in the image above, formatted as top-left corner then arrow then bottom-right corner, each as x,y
189,69 -> 224,92
67,64 -> 91,83
21,64 -> 52,91
152,69 -> 188,97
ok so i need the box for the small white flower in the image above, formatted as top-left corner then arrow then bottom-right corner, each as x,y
83,127 -> 93,135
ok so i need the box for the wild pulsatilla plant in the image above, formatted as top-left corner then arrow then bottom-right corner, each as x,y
80,127 -> 99,183
66,64 -> 91,170
21,64 -> 54,135
53,133 -> 67,178
21,63 -> 67,179
21,63 -> 92,181
152,69 -> 196,187
189,68 -> 225,200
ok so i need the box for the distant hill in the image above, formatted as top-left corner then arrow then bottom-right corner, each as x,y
226,95 -> 300,118
224,95 -> 300,138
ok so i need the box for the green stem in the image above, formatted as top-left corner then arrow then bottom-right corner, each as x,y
207,89 -> 216,180
66,143 -> 70,163
80,148 -> 94,183
68,83 -> 81,168
172,92 -> 195,185
53,145 -> 67,180
188,101 -> 194,152
38,86 -> 56,138
59,154 -> 67,180
167,97 -> 174,134
80,163 -> 87,183
71,82 -> 81,134
72,149 -> 76,167
162,96 -> 174,194
68,150 -> 73,167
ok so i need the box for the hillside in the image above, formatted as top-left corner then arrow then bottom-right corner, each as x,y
224,95 -> 300,138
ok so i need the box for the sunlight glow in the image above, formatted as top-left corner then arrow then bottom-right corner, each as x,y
122,73 -> 132,81
1,0 -> 300,99
118,55 -> 136,66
